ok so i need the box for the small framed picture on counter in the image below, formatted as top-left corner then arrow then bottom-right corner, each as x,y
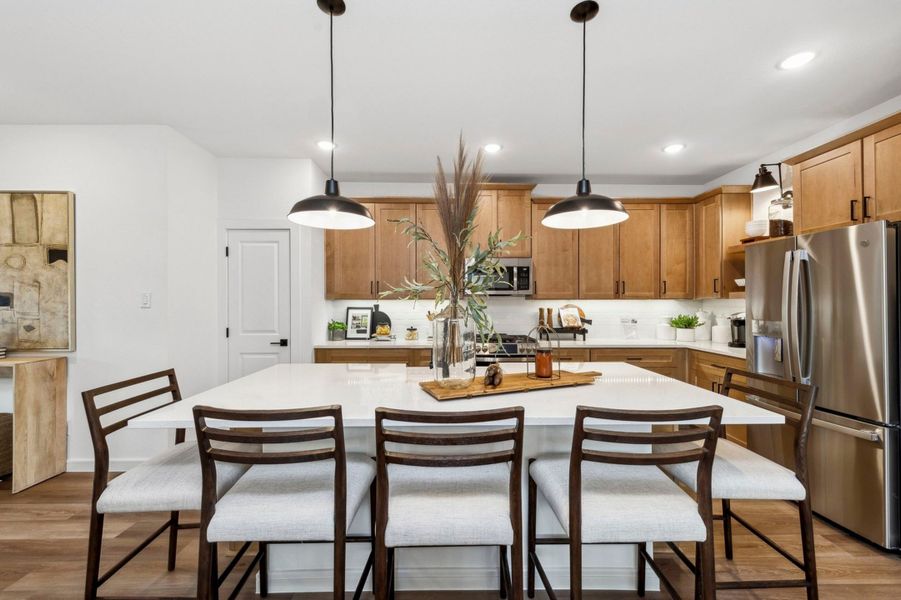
345,307 -> 373,339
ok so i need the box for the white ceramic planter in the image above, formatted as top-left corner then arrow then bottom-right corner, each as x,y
675,328 -> 696,342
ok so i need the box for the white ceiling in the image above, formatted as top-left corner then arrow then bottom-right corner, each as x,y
2,0 -> 901,184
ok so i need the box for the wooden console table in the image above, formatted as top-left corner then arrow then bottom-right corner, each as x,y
0,356 -> 67,493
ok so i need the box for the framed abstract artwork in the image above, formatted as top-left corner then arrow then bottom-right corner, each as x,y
0,192 -> 75,351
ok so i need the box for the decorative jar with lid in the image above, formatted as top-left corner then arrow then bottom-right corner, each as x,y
768,191 -> 794,238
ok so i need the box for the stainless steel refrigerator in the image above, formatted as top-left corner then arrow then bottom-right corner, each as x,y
746,220 -> 899,549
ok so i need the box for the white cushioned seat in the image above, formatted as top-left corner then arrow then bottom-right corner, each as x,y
660,439 -> 806,501
206,453 -> 376,543
530,454 -> 707,544
384,462 -> 513,548
96,442 -> 247,514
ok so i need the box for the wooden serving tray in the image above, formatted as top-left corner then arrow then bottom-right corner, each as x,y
419,370 -> 602,401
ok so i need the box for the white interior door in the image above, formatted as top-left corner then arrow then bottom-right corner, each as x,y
227,229 -> 291,380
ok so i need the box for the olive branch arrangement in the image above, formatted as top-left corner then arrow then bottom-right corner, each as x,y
380,137 -> 525,338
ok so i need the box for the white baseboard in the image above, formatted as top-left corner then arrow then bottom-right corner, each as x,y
266,565 -> 659,594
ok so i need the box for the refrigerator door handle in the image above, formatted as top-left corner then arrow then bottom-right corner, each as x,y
781,250 -> 795,381
742,396 -> 883,442
796,249 -> 813,383
789,249 -> 807,383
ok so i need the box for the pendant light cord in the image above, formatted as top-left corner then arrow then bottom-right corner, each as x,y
329,10 -> 335,181
581,20 -> 586,181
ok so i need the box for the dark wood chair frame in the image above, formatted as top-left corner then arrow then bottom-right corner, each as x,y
193,404 -> 375,600
374,406 -> 525,600
82,368 -> 198,600
527,404 -> 724,600
665,368 -> 820,599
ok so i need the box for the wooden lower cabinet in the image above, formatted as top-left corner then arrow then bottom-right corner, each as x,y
314,347 -> 432,367
589,348 -> 685,381
688,351 -> 748,447
557,348 -> 590,363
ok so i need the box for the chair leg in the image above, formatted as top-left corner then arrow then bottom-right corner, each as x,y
527,473 -> 537,599
374,538 -> 388,600
721,499 -> 734,560
698,536 -> 716,600
637,542 -> 646,597
84,509 -> 104,600
260,542 -> 269,597
167,510 -> 180,571
693,543 -> 702,600
499,546 -> 508,598
511,541 -> 523,600
334,534 -> 346,600
569,536 -> 582,600
799,499 -> 819,600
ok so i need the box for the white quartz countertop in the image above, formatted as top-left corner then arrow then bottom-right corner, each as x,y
130,362 -> 777,429
316,338 -> 746,360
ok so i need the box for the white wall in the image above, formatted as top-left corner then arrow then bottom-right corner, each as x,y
340,181 -> 705,199
0,125 -> 219,471
217,158 -> 325,365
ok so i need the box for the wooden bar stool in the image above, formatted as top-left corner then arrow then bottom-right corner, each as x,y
374,406 -> 525,600
82,369 -> 252,599
193,404 -> 376,600
660,368 -> 819,599
528,405 -> 723,600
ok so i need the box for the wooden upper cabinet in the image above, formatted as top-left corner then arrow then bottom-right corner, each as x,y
660,204 -> 694,299
325,202 -> 376,299
373,203 -> 416,297
495,190 -> 532,257
618,204 -> 660,299
470,190 -> 497,253
578,224 -> 619,299
863,122 -> 901,222
794,140 -> 863,233
531,203 -> 579,299
414,204 -> 448,298
695,196 -> 723,299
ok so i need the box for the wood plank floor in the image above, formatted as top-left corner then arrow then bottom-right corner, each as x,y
1,473 -> 899,599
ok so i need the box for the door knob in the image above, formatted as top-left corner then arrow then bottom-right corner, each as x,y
270,339 -> 288,347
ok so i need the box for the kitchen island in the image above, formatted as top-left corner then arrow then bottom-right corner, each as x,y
131,362 -> 780,594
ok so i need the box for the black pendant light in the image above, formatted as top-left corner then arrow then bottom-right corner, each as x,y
542,1 -> 629,230
288,0 -> 374,229
751,162 -> 783,195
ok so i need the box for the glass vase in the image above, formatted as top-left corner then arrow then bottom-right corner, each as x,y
432,317 -> 476,389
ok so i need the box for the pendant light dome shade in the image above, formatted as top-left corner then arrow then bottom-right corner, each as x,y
287,179 -> 374,229
751,164 -> 780,194
287,0 -> 373,230
543,1 -> 629,230
542,179 -> 629,229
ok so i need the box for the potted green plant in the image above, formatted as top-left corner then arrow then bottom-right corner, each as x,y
327,319 -> 347,342
381,138 -> 524,389
670,314 -> 703,342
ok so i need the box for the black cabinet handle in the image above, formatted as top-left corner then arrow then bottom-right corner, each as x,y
713,278 -> 719,294
850,199 -> 859,222
622,280 -> 626,295
662,280 -> 667,295
270,339 -> 288,347
370,281 -> 374,295
863,196 -> 871,220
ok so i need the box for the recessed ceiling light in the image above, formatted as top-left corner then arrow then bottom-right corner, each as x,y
662,143 -> 686,154
483,143 -> 502,154
317,140 -> 336,151
778,51 -> 816,70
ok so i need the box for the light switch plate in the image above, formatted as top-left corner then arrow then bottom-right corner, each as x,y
141,292 -> 152,309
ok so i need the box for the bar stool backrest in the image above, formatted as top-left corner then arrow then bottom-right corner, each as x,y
82,369 -> 184,503
569,404 -> 724,542
192,405 -> 347,536
720,368 -> 818,486
374,406 -> 526,543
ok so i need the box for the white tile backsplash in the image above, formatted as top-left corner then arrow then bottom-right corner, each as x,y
322,297 -> 746,342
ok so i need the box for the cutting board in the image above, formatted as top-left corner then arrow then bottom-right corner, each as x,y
419,370 -> 601,401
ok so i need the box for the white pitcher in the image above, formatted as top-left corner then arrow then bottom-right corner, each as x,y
694,309 -> 712,341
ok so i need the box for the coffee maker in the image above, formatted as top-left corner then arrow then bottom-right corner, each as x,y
729,313 -> 746,348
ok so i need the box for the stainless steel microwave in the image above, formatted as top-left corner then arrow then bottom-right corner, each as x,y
468,257 -> 533,296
